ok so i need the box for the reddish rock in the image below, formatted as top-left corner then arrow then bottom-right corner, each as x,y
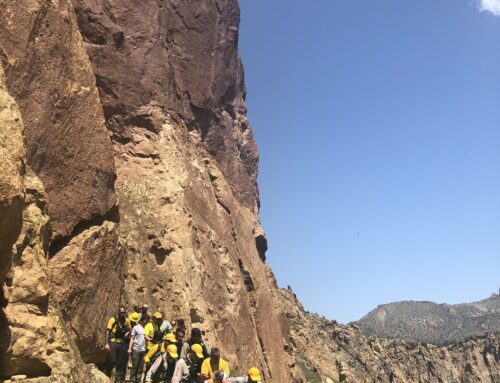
71,0 -> 259,211
49,222 -> 126,364
0,0 -> 116,242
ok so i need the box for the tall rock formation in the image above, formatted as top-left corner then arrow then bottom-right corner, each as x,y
0,1 -> 498,382
0,59 -> 108,382
0,0 -> 288,381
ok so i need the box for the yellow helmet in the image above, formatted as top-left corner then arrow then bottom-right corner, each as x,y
166,344 -> 178,358
164,333 -> 176,343
248,367 -> 262,381
191,343 -> 204,358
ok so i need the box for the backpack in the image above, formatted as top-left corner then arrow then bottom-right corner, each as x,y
152,356 -> 176,383
151,361 -> 167,383
186,356 -> 203,381
187,339 -> 209,358
112,317 -> 128,339
152,324 -> 165,344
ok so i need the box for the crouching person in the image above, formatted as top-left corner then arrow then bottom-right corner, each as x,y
171,343 -> 205,383
145,344 -> 179,383
228,368 -> 263,383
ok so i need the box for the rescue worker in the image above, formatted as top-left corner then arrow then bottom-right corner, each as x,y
105,306 -> 130,382
170,343 -> 204,383
142,304 -> 149,318
145,312 -> 166,351
144,344 -> 179,383
145,332 -> 177,366
128,314 -> 147,383
228,368 -> 263,383
174,329 -> 185,359
160,314 -> 173,334
180,328 -> 210,359
200,348 -> 230,380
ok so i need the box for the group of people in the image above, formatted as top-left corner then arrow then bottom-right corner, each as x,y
105,304 -> 263,383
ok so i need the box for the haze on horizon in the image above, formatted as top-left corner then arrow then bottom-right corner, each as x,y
239,0 -> 500,323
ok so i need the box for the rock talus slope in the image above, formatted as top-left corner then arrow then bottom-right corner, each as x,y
0,1 -> 499,382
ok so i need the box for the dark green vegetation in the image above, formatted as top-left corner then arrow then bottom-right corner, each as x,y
354,291 -> 500,345
296,359 -> 322,383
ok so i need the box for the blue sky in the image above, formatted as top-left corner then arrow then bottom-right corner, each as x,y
238,0 -> 500,323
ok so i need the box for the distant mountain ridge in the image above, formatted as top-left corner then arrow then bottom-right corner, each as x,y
353,291 -> 500,345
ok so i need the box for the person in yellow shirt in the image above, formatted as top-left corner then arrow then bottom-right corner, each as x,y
200,348 -> 230,380
144,344 -> 179,383
144,312 -> 166,350
145,332 -> 177,364
104,306 -> 131,382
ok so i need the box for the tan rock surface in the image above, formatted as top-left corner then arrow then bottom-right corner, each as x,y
0,64 -> 110,382
0,62 -> 24,286
112,116 -> 291,381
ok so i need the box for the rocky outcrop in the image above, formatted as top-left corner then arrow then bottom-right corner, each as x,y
277,288 -> 500,383
0,0 -> 116,242
0,63 -> 108,382
49,222 -> 126,364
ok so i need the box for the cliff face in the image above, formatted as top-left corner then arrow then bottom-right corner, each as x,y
0,0 -> 288,381
0,59 -> 108,382
0,1 -> 499,382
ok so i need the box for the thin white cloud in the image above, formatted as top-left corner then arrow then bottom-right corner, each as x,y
477,0 -> 500,15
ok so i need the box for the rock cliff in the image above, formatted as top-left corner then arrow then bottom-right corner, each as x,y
0,0 -> 287,381
0,1 -> 498,382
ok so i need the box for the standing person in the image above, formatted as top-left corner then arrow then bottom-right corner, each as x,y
228,368 -> 263,383
171,343 -> 204,383
145,312 -> 166,351
142,304 -> 150,319
177,319 -> 186,333
200,348 -> 230,380
160,315 -> 173,334
105,306 -> 131,382
180,328 -> 210,359
144,344 -> 179,383
171,319 -> 186,335
174,329 -> 185,359
128,314 -> 147,383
